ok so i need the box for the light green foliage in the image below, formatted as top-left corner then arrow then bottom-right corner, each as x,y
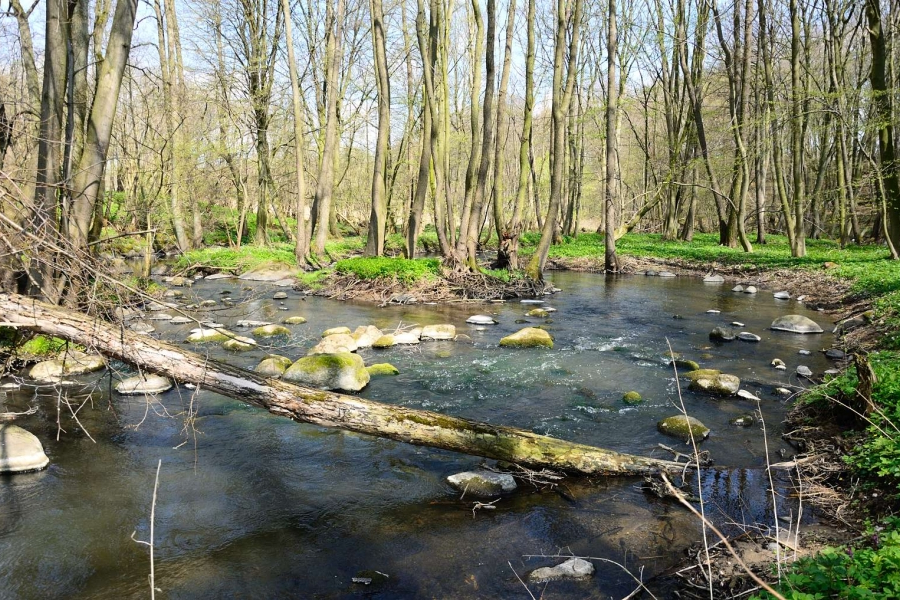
18,335 -> 70,358
177,245 -> 297,273
334,257 -> 441,284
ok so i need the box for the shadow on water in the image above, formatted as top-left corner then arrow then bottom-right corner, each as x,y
0,271 -> 837,598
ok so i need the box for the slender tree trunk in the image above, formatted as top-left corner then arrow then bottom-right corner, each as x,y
490,0 -> 516,266
365,0 -> 391,257
605,0 -> 620,272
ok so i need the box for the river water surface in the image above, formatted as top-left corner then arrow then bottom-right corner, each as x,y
0,272 -> 837,598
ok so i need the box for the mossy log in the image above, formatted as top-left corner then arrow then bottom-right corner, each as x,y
0,293 -> 682,476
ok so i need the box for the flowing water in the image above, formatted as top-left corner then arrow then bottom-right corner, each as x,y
0,272 -> 837,598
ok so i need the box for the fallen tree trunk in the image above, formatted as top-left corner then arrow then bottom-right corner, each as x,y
0,293 -> 683,475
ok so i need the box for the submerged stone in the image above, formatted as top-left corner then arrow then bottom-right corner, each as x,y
322,326 -> 352,337
446,470 -> 517,496
421,324 -> 456,340
738,332 -> 761,342
526,308 -> 549,318
393,328 -> 422,344
284,352 -> 369,391
0,425 -> 49,473
116,374 -> 173,395
529,558 -> 595,583
169,316 -> 192,324
186,328 -> 231,343
709,327 -> 735,342
222,335 -> 257,351
657,415 -> 710,441
309,333 -> 358,354
282,316 -> 308,325
670,359 -> 700,372
730,415 -> 755,427
770,315 -> 824,334
499,327 -> 553,349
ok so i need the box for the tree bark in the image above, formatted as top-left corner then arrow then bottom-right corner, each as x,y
0,293 -> 683,476
364,0 -> 391,257
605,0 -> 620,272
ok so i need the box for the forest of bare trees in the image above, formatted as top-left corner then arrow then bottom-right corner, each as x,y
2,0 -> 899,297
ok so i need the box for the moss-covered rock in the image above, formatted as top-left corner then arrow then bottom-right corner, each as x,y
709,327 -> 736,342
657,415 -> 710,441
689,373 -> 741,396
222,335 -> 257,351
670,359 -> 701,372
526,308 -> 550,318
284,352 -> 370,391
499,327 -> 553,349
186,328 -> 231,343
255,355 -> 293,378
253,324 -> 292,337
446,470 -> 517,496
308,333 -> 358,355
282,316 -> 307,325
622,391 -> 643,404
366,363 -> 399,376
730,415 -> 755,427
29,350 -> 106,381
322,326 -> 352,337
372,334 -> 395,348
684,369 -> 722,382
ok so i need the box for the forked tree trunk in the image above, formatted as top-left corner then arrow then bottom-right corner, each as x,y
0,293 -> 682,476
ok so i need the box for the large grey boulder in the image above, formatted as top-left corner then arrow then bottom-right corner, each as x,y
255,355 -> 293,378
393,328 -> 423,344
657,415 -> 710,441
771,315 -> 824,334
529,558 -> 595,583
709,327 -> 736,342
0,425 -> 49,473
238,266 -> 296,282
29,350 -> 106,381
116,374 -> 173,395
308,333 -> 358,354
446,470 -> 517,496
283,352 -> 370,391
689,373 -> 741,396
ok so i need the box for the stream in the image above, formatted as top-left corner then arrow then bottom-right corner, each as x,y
0,271 -> 838,598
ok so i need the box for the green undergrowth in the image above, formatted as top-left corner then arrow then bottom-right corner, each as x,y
334,257 -> 441,284
753,520 -> 900,599
176,245 -> 297,273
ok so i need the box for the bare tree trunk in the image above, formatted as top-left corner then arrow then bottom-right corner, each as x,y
605,0 -> 620,272
490,0 -> 516,265
0,292 -> 683,476
365,0 -> 391,257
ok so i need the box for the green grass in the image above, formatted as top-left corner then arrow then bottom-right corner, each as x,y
176,245 -> 298,273
16,335 -> 72,358
334,257 -> 441,284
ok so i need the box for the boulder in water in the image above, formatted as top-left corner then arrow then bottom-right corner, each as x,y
774,291 -> 791,300
466,315 -> 496,325
685,369 -> 721,382
737,389 -> 761,401
186,328 -> 231,343
283,353 -> 370,391
704,274 -> 725,283
366,363 -> 399,376
499,327 -> 553,349
308,333 -> 358,355
446,470 -> 517,496
282,316 -> 307,325
236,320 -> 271,328
732,285 -> 745,292
116,374 -> 172,395
797,365 -> 813,378
0,425 -> 49,473
709,327 -> 735,342
744,286 -> 758,294
421,324 -> 456,341
622,391 -> 643,404
129,322 -> 155,334
352,325 -> 384,348
825,348 -> 846,360
273,292 -> 288,300
738,332 -> 761,342
657,415 -> 710,441
372,335 -> 395,348
393,328 -> 422,344
528,558 -> 594,583
659,271 -> 676,278
169,316 -> 192,324
730,415 -> 755,427
689,373 -> 741,396
253,324 -> 292,337
526,308 -> 550,318
322,326 -> 352,337
670,359 -> 700,372
222,335 -> 257,351
255,355 -> 293,377
770,315 -> 823,334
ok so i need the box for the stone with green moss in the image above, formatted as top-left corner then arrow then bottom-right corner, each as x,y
29,350 -> 105,381
282,316 -> 307,325
373,334 -> 395,348
622,391 -> 643,404
657,415 -> 710,441
446,470 -> 517,496
526,308 -> 550,318
222,336 -> 257,351
499,327 -> 553,349
186,328 -> 231,343
284,352 -> 370,391
352,325 -> 384,348
255,355 -> 293,377
670,359 -> 701,372
689,373 -> 741,396
253,324 -> 292,337
730,415 -> 755,427
421,324 -> 456,340
366,363 -> 399,376
684,368 -> 722,382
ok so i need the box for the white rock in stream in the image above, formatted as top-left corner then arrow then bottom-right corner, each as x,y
393,328 -> 422,344
703,274 -> 725,283
466,315 -> 496,325
737,390 -> 761,401
309,334 -> 358,355
738,332 -> 761,342
205,273 -> 233,280
446,471 -> 517,496
774,291 -> 791,300
529,558 -> 595,583
236,320 -> 272,328
421,324 -> 456,341
169,316 -> 192,324
520,299 -> 545,304
771,314 -> 824,334
732,285 -> 745,292
797,365 -> 814,378
146,313 -> 174,321
116,374 -> 173,395
0,425 -> 49,473
352,325 -> 384,348
744,286 -> 758,294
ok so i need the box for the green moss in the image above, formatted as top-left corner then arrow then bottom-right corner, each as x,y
684,368 -> 722,382
622,391 -> 643,404
671,359 -> 701,372
499,327 -> 554,348
334,257 -> 441,284
366,363 -> 400,376
176,245 -> 297,274
657,415 -> 710,441
18,335 -> 71,358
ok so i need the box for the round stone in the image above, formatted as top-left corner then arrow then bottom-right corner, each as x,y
0,425 -> 49,473
116,374 -> 173,395
770,315 -> 824,334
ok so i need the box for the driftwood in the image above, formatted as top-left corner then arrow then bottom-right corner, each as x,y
0,293 -> 683,475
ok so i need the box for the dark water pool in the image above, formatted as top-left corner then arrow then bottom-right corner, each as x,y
0,272 -> 837,598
